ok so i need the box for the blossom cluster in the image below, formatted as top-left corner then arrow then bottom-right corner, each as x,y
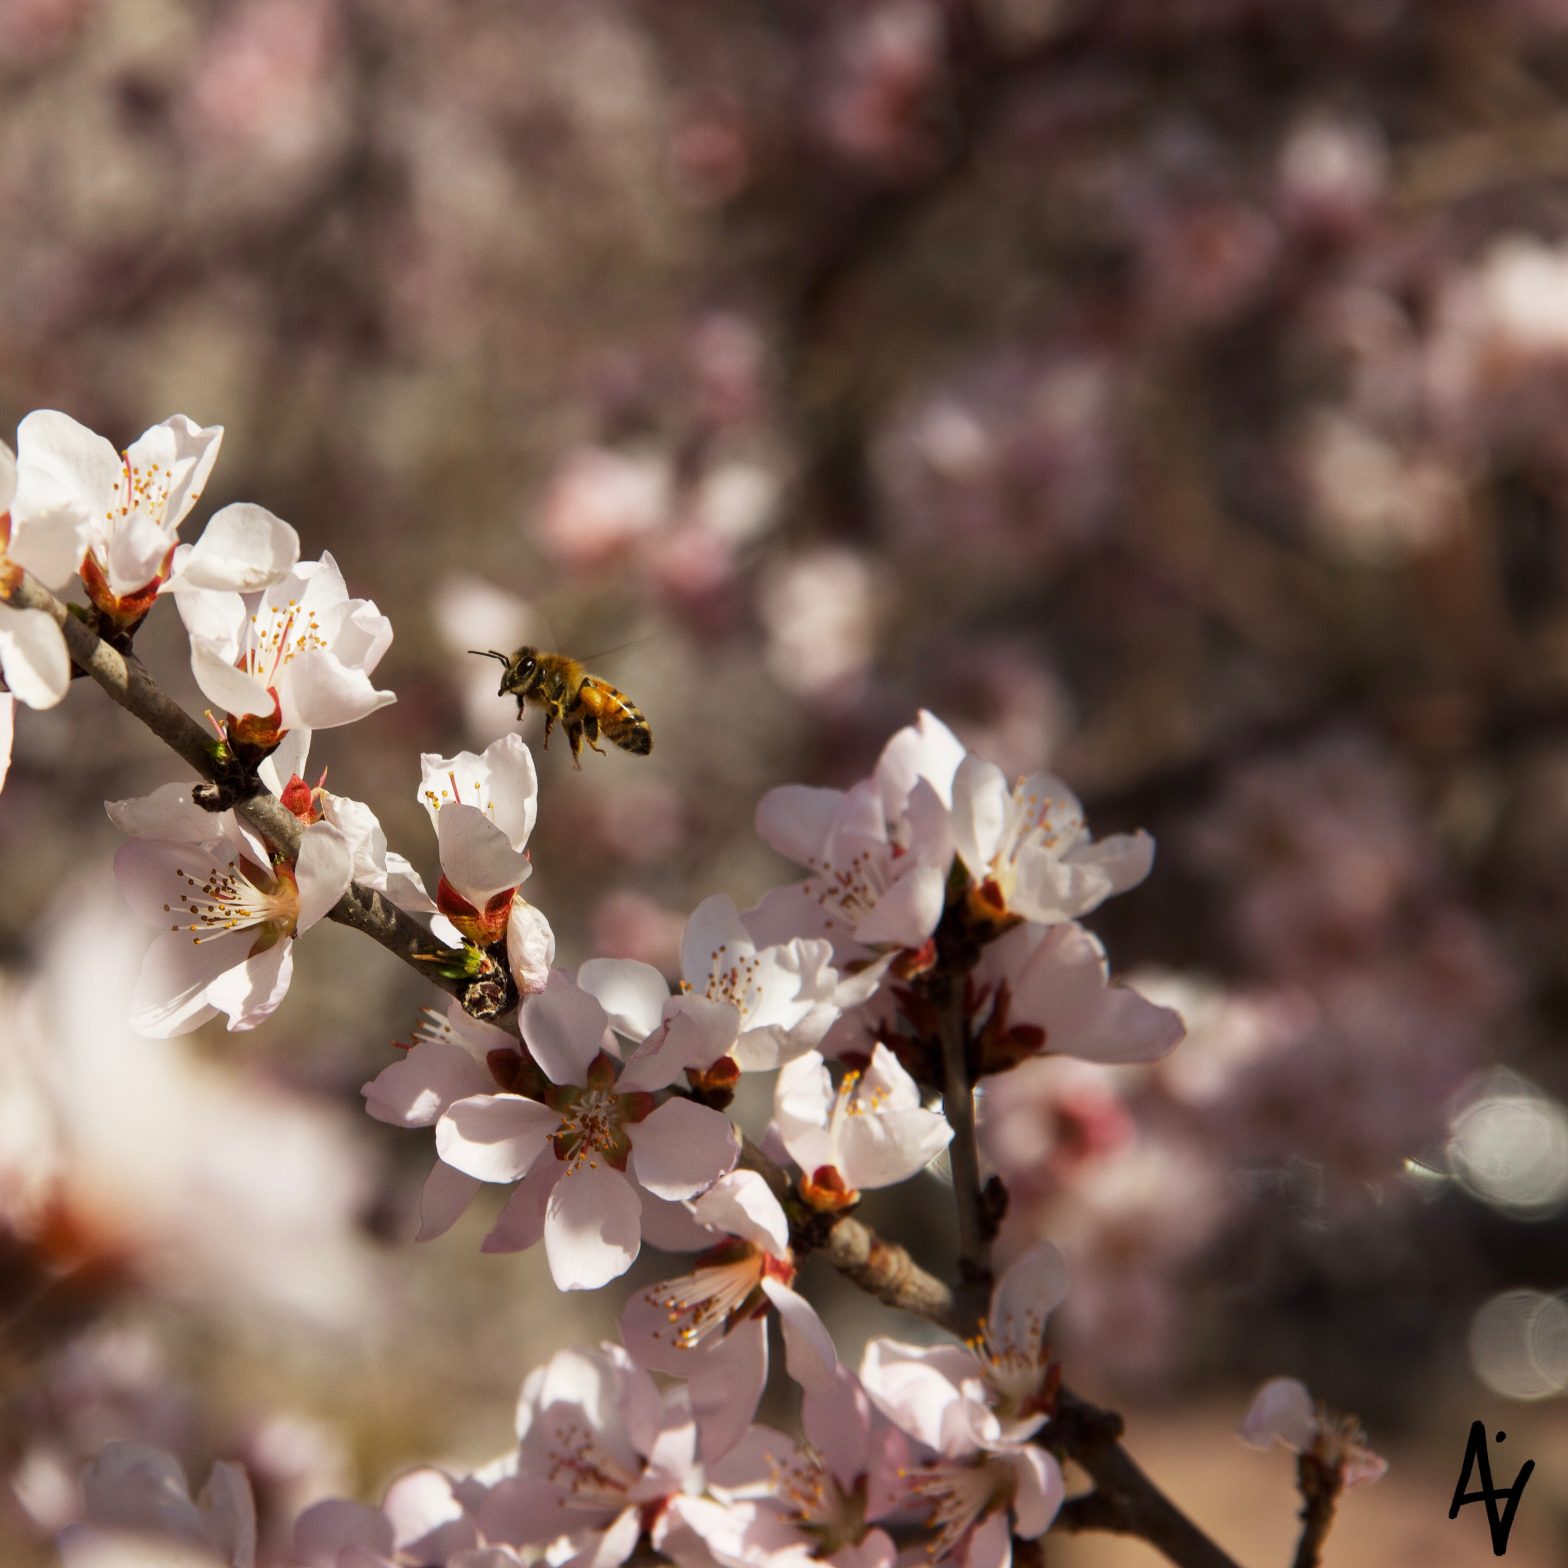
0,403 -> 1387,1568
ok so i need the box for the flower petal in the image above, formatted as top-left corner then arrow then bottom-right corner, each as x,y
578,957 -> 670,1040
436,1093 -> 556,1183
0,605 -> 70,709
545,1162 -> 641,1290
630,1098 -> 739,1201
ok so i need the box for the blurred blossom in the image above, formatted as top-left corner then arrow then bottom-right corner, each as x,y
534,446 -> 672,571
876,352 -> 1120,568
669,90 -> 753,206
430,575 -> 537,739
181,0 -> 346,190
1446,1072 -> 1568,1219
0,0 -> 90,61
760,546 -> 880,700
813,0 -> 946,175
0,881 -> 375,1326
587,889 -> 686,971
1185,734 -> 1429,980
1427,235 -> 1568,453
1135,194 -> 1279,333
1469,1290 -> 1568,1401
1275,114 -> 1388,237
1293,409 -> 1463,562
687,313 -> 768,431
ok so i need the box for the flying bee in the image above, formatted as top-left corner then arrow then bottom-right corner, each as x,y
471,646 -> 652,767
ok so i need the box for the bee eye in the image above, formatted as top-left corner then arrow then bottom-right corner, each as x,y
518,657 -> 536,676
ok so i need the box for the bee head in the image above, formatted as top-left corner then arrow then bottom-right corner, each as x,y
471,646 -> 539,696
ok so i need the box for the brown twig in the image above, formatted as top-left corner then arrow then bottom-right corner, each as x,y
3,569 -> 469,1003
936,976 -> 990,1322
1289,1454 -> 1342,1568
1051,1387 -> 1248,1568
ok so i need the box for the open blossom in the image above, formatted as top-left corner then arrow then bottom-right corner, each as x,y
57,1441 -> 256,1568
578,892 -> 841,1078
435,971 -> 740,1289
754,710 -> 963,957
1239,1377 -> 1388,1490
620,1171 -> 811,1459
0,437 -> 85,721
14,410 -> 222,622
971,922 -> 1185,1073
294,1466 -> 484,1567
418,735 -> 540,944
110,782 -> 352,1035
476,1344 -> 709,1565
177,550 -> 395,743
863,1245 -> 1068,1452
949,753 -> 1152,926
772,1043 -> 952,1208
859,1308 -> 1066,1568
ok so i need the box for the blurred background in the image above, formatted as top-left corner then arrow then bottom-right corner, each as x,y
3,0 -> 1568,1562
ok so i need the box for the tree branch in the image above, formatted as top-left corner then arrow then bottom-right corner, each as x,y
1050,1387 -> 1248,1568
937,977 -> 990,1321
3,568 -> 470,1003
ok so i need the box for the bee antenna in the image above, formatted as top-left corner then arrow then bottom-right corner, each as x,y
469,649 -> 511,664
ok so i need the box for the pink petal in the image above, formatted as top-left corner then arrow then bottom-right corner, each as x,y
521,972 -> 612,1086
630,1098 -> 739,1201
436,1094 -> 556,1183
363,1042 -> 491,1127
545,1163 -> 641,1290
417,1161 -> 482,1241
481,1161 -> 559,1253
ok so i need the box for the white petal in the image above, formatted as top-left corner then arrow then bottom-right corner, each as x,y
755,784 -> 845,866
0,695 -> 13,796
294,821 -> 352,932
205,935 -> 294,1031
545,1162 -> 641,1290
107,783 -> 228,844
480,732 -> 539,849
1239,1376 -> 1316,1452
578,957 -> 670,1039
630,1098 -> 739,1201
1009,1447 -> 1065,1539
506,898 -> 556,996
164,502 -> 299,592
481,1162 -> 558,1253
277,649 -> 396,731
949,753 -> 1009,875
853,859 -> 945,949
417,1160 -> 483,1241
838,1101 -> 952,1190
363,1041 -> 492,1127
0,605 -> 70,708
294,1498 -> 396,1567
990,1242 -> 1068,1355
521,972 -> 611,1085
875,709 -> 965,815
436,1093 -> 556,1183
689,1170 -> 788,1254
436,802 -> 529,905
127,928 -> 233,1035
190,634 -> 275,719
689,1317 -> 769,1461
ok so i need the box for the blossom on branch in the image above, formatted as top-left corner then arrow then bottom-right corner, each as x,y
110,783 -> 352,1034
435,971 -> 740,1289
58,1440 -> 256,1568
178,550 -> 395,748
13,409 -> 222,625
1239,1376 -> 1388,1489
771,1042 -> 952,1209
0,437 -> 86,741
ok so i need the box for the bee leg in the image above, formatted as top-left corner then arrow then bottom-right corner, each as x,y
566,720 -> 585,771
541,711 -> 555,750
582,713 -> 606,756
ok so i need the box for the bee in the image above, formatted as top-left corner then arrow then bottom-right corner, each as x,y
471,646 -> 652,766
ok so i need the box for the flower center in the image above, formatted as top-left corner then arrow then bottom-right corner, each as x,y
539,1413 -> 636,1509
161,854 -> 298,946
904,1457 -> 1010,1559
643,1249 -> 766,1352
244,598 -> 329,688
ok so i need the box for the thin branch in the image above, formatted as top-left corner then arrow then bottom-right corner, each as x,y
3,569 -> 469,1003
1289,1455 -> 1341,1568
1051,1387 -> 1249,1568
937,977 -> 989,1318
818,1212 -> 963,1334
